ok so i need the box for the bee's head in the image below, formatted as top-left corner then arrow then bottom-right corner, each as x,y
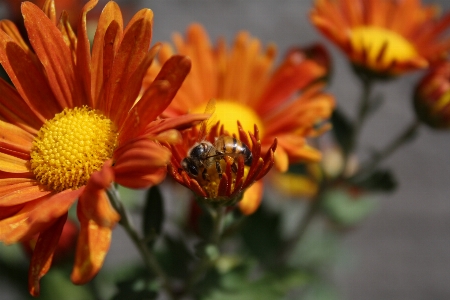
181,157 -> 199,177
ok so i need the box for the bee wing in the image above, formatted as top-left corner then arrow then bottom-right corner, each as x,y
197,99 -> 216,142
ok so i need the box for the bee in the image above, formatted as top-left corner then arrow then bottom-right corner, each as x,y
181,100 -> 252,182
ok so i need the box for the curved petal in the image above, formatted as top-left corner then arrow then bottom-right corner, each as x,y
0,76 -> 42,133
77,160 -> 119,227
0,152 -> 29,173
115,167 -> 167,189
22,1 -> 81,108
90,0 -> 122,107
238,180 -> 263,215
71,217 -> 113,284
75,0 -> 98,107
28,214 -> 67,297
71,162 -> 118,284
0,184 -> 51,206
102,8 -> 153,119
0,31 -> 59,121
0,119 -> 34,155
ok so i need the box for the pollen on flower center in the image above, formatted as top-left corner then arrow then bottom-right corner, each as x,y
193,100 -> 264,137
30,107 -> 118,192
350,26 -> 418,68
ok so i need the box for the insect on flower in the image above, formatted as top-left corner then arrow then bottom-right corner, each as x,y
169,100 -> 276,207
181,99 -> 253,183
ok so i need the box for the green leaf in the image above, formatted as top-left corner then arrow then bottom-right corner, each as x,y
321,189 -> 377,227
142,186 -> 164,244
330,108 -> 354,155
351,169 -> 398,192
158,236 -> 194,278
239,203 -> 284,269
39,268 -> 95,300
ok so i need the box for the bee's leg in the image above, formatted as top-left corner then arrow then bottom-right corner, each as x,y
202,168 -> 210,181
215,160 -> 222,179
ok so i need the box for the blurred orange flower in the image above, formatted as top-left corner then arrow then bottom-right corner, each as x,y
145,24 -> 334,213
0,0 -> 204,295
310,0 -> 450,76
414,60 -> 450,129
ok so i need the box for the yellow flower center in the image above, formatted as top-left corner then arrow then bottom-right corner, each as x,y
30,107 -> 118,192
193,100 -> 264,137
350,26 -> 417,68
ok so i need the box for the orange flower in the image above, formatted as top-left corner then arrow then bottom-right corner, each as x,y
310,0 -> 450,77
0,0 -> 204,295
145,24 -> 334,213
168,122 -> 277,211
414,60 -> 450,129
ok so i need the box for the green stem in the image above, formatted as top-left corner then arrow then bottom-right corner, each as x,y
353,119 -> 421,178
187,205 -> 225,289
106,187 -> 175,299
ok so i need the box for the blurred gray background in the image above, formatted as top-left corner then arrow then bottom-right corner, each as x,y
1,0 -> 450,299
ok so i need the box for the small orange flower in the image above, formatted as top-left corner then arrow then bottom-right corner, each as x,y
0,0 -> 204,295
168,122 -> 277,210
310,0 -> 450,77
414,60 -> 450,129
145,24 -> 334,213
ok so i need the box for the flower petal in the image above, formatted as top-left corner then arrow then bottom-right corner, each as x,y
0,184 -> 51,206
28,214 -> 67,297
22,1 -> 81,108
102,8 -> 153,119
71,217 -> 113,285
90,0 -> 121,107
239,180 -> 263,215
0,30 -> 59,121
0,152 -> 29,173
0,119 -> 34,155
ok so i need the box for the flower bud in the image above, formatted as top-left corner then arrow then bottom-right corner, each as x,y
414,61 -> 450,129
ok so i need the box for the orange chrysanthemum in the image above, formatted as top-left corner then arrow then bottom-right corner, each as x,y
144,24 -> 334,213
310,0 -> 450,76
168,122 -> 277,211
0,0 -> 205,296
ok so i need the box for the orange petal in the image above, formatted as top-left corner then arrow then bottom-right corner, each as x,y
144,113 -> 209,137
90,0 -> 121,107
41,0 -> 56,25
71,208 -> 115,284
78,161 -> 119,227
239,180 -> 263,215
0,119 -> 34,154
102,8 -> 153,118
0,184 -> 51,206
273,146 -> 289,172
0,30 -> 59,121
22,1 -> 81,108
0,77 -> 42,133
115,167 -> 167,189
0,152 -> 29,173
257,59 -> 326,116
28,214 -> 67,297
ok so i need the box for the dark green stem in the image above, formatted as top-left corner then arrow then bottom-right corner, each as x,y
187,205 -> 225,289
353,119 -> 421,178
106,187 -> 174,299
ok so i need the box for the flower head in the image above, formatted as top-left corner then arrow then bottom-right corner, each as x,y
414,60 -> 450,129
0,0 -> 204,295
310,0 -> 450,77
168,121 -> 277,209
145,24 -> 334,213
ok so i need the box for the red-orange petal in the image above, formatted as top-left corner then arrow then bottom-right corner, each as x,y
71,214 -> 113,284
0,120 -> 34,155
239,180 -> 263,215
0,152 -> 29,173
28,214 -> 67,297
22,1 -> 81,109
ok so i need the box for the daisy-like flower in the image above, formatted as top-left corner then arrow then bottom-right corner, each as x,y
168,121 -> 277,208
414,60 -> 450,129
0,0 -> 205,295
310,0 -> 450,77
145,24 -> 334,214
